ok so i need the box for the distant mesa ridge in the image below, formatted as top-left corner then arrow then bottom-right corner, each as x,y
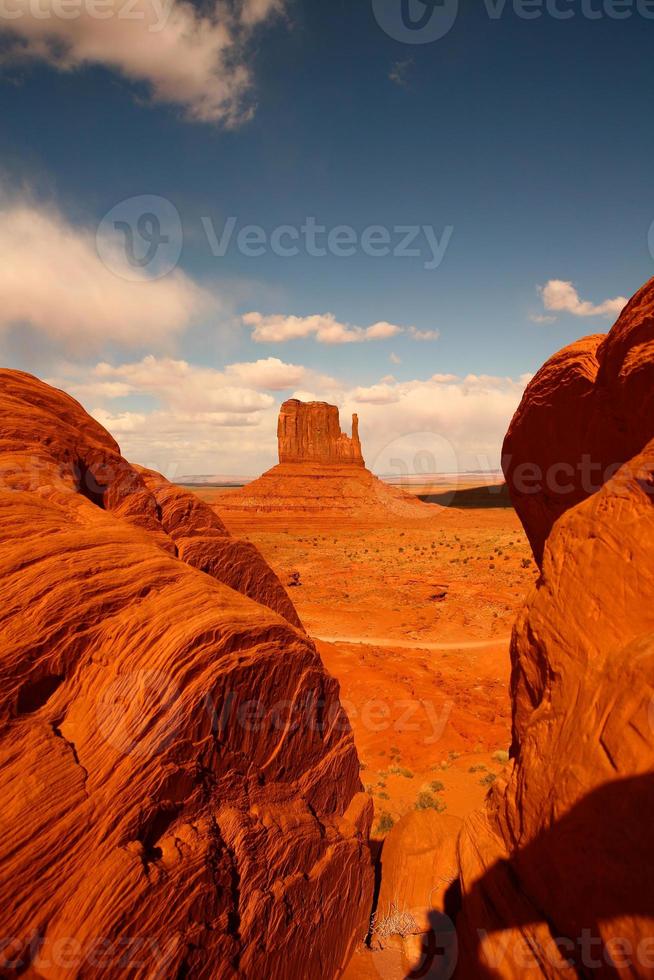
278,399 -> 364,467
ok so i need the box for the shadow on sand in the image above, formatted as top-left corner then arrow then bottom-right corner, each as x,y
403,775 -> 654,979
417,485 -> 512,510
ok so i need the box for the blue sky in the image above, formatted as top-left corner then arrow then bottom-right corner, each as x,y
1,0 -> 653,475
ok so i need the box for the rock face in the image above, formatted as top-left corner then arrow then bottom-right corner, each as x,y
278,399 -> 364,466
502,277 -> 654,564
219,399 -> 425,521
0,370 -> 373,978
456,279 -> 654,976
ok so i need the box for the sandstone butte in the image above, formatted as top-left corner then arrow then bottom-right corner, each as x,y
0,370 -> 374,979
218,397 -> 426,520
367,276 -> 654,977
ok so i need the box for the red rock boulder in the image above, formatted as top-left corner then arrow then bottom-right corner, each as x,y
502,276 -> 654,563
457,278 -> 654,977
0,370 -> 373,979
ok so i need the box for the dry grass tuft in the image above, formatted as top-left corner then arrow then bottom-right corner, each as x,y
371,901 -> 419,941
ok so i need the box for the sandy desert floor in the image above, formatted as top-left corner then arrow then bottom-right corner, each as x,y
191,483 -> 536,836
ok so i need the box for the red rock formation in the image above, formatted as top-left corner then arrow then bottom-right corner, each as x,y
0,370 -> 373,978
456,278 -> 654,977
278,399 -> 365,466
220,399 -> 426,521
372,810 -> 462,950
502,277 -> 654,564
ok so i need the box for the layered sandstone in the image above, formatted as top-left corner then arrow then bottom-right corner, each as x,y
455,278 -> 654,976
219,399 -> 426,522
0,370 -> 373,978
502,277 -> 654,564
278,399 -> 364,466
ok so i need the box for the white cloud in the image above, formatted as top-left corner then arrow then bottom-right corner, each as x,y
409,326 -> 441,341
0,201 -> 212,352
91,356 -> 275,414
224,357 -> 308,390
351,384 -> 400,405
53,357 -> 531,479
529,313 -> 557,325
389,352 -> 402,365
242,312 -> 405,345
0,0 -> 285,125
537,280 -> 628,320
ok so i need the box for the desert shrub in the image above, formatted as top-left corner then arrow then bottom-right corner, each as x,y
415,792 -> 446,813
430,780 -> 445,793
371,902 -> 418,941
389,766 -> 414,779
376,812 -> 395,834
480,772 -> 497,787
492,749 -> 510,764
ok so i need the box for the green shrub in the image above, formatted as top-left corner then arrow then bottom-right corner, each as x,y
415,792 -> 446,813
376,812 -> 395,834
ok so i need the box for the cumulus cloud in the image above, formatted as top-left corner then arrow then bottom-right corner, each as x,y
0,0 -> 285,125
0,201 -> 212,352
536,280 -> 628,321
53,356 -> 531,479
409,326 -> 441,341
224,357 -> 308,390
243,312 -> 405,345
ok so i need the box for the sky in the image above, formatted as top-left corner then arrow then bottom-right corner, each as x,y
1,0 -> 653,478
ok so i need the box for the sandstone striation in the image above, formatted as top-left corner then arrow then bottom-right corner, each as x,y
0,370 -> 373,978
455,278 -> 654,977
219,399 -> 426,522
278,399 -> 364,466
502,276 -> 654,564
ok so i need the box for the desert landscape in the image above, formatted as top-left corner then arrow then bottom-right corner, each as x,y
2,279 -> 654,977
1,2 -> 654,977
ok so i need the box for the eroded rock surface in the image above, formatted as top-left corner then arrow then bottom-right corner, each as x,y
503,276 -> 654,564
456,280 -> 654,977
0,370 -> 373,978
278,399 -> 364,466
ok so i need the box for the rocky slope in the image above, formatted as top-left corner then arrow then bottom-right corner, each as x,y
0,370 -> 373,978
455,277 -> 654,976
